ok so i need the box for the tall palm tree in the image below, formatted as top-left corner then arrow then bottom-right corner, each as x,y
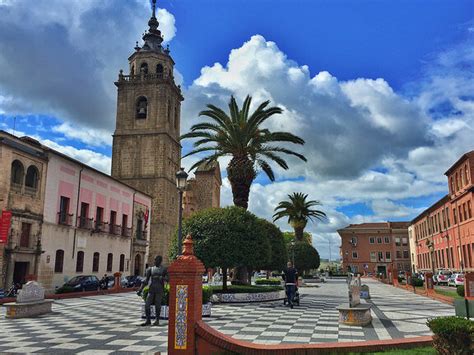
181,95 -> 307,209
273,193 -> 327,241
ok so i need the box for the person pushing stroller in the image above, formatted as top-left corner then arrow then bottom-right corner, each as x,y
283,261 -> 299,308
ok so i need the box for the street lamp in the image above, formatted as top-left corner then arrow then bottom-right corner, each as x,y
426,239 -> 435,276
176,167 -> 188,256
291,239 -> 295,265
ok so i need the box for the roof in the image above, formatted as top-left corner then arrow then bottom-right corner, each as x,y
0,130 -> 152,199
195,160 -> 220,173
337,221 -> 409,233
444,150 -> 474,176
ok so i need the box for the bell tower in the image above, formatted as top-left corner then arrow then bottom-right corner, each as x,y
111,0 -> 183,265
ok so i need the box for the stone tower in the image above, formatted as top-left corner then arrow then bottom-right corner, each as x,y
111,0 -> 183,265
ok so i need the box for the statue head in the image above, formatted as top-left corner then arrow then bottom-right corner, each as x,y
287,261 -> 293,268
154,255 -> 163,267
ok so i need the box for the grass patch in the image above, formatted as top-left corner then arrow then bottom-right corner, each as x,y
434,288 -> 463,300
210,285 -> 283,294
348,346 -> 435,354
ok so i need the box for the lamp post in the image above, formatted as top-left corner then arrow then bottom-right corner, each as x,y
176,167 -> 188,256
426,239 -> 435,277
291,239 -> 295,265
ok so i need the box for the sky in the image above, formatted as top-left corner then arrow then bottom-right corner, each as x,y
0,0 -> 473,261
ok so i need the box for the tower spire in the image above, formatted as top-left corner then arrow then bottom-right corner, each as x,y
152,0 -> 156,18
140,0 -> 163,51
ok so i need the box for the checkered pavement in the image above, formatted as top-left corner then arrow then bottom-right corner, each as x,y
0,279 -> 454,353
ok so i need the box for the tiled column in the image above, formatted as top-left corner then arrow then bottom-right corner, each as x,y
425,272 -> 434,294
392,268 -> 399,286
168,235 -> 205,355
464,272 -> 474,300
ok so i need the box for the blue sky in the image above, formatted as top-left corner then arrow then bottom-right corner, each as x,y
0,0 -> 473,259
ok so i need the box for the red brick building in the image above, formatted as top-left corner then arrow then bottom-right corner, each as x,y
412,151 -> 474,273
338,222 -> 411,276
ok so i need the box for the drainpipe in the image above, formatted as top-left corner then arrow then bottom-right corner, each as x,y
72,168 -> 83,258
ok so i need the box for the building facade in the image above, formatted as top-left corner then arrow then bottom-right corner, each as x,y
182,162 -> 221,218
338,222 -> 411,276
0,131 -> 152,292
111,3 -> 183,265
0,134 -> 47,289
411,151 -> 473,273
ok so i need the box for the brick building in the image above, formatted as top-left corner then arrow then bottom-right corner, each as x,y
411,151 -> 473,273
182,162 -> 221,218
338,222 -> 411,276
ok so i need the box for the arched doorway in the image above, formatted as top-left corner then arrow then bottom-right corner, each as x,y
134,254 -> 141,276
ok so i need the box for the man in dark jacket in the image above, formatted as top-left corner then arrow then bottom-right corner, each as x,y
283,261 -> 298,308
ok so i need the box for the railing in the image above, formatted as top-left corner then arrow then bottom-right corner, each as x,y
77,216 -> 94,230
119,73 -> 167,82
58,212 -> 73,226
109,224 -> 122,236
122,227 -> 132,237
94,222 -> 109,233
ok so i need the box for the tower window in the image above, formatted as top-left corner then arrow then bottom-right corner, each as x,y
156,63 -> 163,77
140,62 -> 148,75
136,96 -> 148,119
131,65 -> 135,75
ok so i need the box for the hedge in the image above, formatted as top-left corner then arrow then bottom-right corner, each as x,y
427,316 -> 473,355
255,278 -> 281,285
457,285 -> 465,297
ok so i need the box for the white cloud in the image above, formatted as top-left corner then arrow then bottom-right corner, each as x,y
157,8 -> 176,43
52,122 -> 112,147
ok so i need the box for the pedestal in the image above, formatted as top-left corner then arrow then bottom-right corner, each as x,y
337,303 -> 372,326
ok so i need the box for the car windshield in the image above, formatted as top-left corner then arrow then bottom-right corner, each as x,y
440,271 -> 451,275
66,276 -> 85,285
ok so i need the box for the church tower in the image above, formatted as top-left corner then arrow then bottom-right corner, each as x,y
111,0 -> 183,264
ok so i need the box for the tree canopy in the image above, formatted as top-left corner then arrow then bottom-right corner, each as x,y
290,242 -> 321,273
257,219 -> 288,271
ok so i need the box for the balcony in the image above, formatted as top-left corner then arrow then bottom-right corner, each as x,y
94,222 -> 109,233
58,212 -> 73,226
109,224 -> 122,236
77,216 -> 94,229
122,227 -> 132,237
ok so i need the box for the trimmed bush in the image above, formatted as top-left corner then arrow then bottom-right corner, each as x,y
210,285 -> 283,294
427,316 -> 473,355
457,285 -> 465,297
255,278 -> 281,285
411,277 -> 424,287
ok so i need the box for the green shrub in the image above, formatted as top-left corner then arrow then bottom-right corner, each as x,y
457,285 -> 465,297
427,316 -> 473,355
411,277 -> 424,287
255,278 -> 281,285
210,285 -> 283,294
142,284 -> 213,305
397,276 -> 403,283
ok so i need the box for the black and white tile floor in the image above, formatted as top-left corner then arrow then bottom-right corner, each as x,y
0,279 -> 454,354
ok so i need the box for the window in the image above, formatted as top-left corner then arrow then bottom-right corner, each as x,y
352,251 -> 358,259
76,251 -> 84,272
369,237 -> 375,244
119,254 -> 125,272
140,62 -> 148,74
107,253 -> 113,272
463,203 -> 468,221
384,236 -> 390,244
92,252 -> 100,272
395,238 -> 401,246
58,196 -> 71,225
370,252 -> 376,262
156,63 -> 163,76
136,218 -> 144,240
403,250 -> 409,259
402,238 -> 408,246
466,165 -> 470,184
396,250 -> 402,259
468,201 -> 472,219
385,251 -> 391,261
130,65 -> 135,75
136,96 -> 148,119
378,252 -> 383,261
377,237 -> 382,244
453,208 -> 457,224
25,165 -> 39,190
55,249 -> 64,273
78,202 -> 90,228
109,210 -> 117,234
11,160 -> 24,187
459,206 -> 463,222
95,207 -> 104,229
20,223 -> 31,248
442,209 -> 446,229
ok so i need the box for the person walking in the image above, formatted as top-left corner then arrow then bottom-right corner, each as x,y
137,255 -> 168,326
283,261 -> 298,308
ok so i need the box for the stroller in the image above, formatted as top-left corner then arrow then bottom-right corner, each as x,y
283,285 -> 300,306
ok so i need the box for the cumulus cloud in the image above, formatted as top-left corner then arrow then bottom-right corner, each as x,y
0,0 -> 175,132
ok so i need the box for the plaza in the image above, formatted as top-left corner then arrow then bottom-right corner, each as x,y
0,278 -> 454,354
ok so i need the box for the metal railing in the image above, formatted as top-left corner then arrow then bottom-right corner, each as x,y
58,212 -> 73,226
109,224 -> 122,236
122,227 -> 132,237
77,216 -> 94,229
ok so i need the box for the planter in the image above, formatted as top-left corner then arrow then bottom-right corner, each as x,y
454,299 -> 474,317
141,302 -> 212,320
212,290 -> 286,303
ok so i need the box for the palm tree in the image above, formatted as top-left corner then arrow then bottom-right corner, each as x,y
181,95 -> 307,209
273,193 -> 327,241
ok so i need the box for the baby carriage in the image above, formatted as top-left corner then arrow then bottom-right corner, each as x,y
283,285 -> 300,306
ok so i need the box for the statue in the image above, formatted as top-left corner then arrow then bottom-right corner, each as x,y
137,255 -> 168,326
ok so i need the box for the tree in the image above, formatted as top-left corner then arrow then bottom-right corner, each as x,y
282,231 -> 312,245
169,206 -> 270,290
290,242 -> 321,274
257,219 -> 288,273
273,192 -> 326,241
181,95 -> 307,210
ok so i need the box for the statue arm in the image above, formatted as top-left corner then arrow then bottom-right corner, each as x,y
138,268 -> 151,293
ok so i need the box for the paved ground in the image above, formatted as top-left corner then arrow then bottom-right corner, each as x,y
0,278 -> 454,354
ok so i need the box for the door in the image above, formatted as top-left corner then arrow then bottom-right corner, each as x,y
134,254 -> 141,276
377,265 -> 387,277
13,262 -> 29,285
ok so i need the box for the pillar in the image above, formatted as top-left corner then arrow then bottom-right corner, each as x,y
425,272 -> 434,294
405,271 -> 412,289
464,272 -> 474,300
392,268 -> 399,286
168,235 -> 205,355
113,272 -> 122,290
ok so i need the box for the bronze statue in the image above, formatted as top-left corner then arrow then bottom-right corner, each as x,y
137,255 -> 168,326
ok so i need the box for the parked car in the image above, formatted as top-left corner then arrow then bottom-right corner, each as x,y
123,275 -> 144,288
435,270 -> 452,286
56,275 -> 100,293
448,273 -> 464,287
398,271 -> 406,280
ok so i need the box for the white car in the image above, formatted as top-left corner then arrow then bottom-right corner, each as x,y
448,273 -> 464,287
